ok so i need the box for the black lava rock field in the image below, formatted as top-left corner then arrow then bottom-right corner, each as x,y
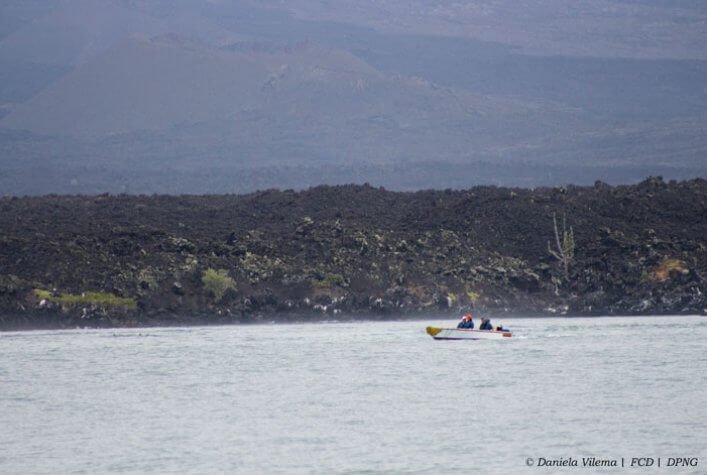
1,177 -> 705,329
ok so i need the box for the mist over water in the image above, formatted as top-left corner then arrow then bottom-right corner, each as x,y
1,316 -> 705,473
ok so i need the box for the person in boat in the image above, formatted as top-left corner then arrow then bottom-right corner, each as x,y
456,314 -> 467,329
479,317 -> 493,330
464,314 -> 474,329
465,314 -> 474,329
457,313 -> 474,329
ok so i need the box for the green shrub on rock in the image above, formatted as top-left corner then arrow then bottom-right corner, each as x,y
33,289 -> 137,309
312,273 -> 345,288
201,268 -> 236,301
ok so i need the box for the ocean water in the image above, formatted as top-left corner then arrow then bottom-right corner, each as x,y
1,316 -> 705,474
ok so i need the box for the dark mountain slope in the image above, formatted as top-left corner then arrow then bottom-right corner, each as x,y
0,0 -> 705,194
1,36 -> 566,140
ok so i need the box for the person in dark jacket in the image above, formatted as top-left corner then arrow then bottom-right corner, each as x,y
465,314 -> 474,329
457,313 -> 474,329
479,318 -> 493,330
456,315 -> 466,328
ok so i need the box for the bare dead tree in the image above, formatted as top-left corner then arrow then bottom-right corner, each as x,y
548,212 -> 575,280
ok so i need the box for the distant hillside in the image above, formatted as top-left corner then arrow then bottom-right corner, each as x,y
1,36 -> 601,191
0,0 -> 239,66
0,0 -> 705,194
2,36 -> 568,139
254,0 -> 707,60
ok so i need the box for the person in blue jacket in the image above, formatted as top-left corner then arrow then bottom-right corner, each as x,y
457,313 -> 474,329
479,317 -> 493,330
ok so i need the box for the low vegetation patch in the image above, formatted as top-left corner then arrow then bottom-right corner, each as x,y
312,273 -> 345,288
649,259 -> 689,283
34,289 -> 137,309
465,289 -> 480,303
202,268 -> 236,301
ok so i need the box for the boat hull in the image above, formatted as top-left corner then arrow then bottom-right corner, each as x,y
426,326 -> 512,340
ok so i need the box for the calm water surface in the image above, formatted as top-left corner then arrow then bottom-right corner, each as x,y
1,316 -> 706,474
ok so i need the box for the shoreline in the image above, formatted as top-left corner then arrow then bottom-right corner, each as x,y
1,312 -> 704,333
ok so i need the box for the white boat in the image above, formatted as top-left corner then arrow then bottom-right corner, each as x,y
426,326 -> 512,340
